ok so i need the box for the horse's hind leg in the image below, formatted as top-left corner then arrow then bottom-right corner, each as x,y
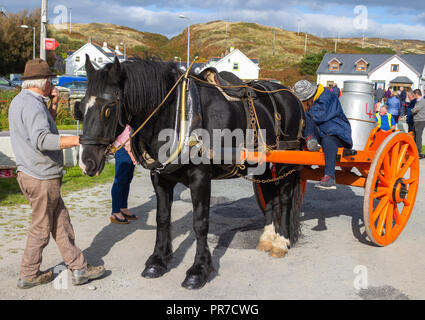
181,165 -> 214,290
142,173 -> 175,279
270,168 -> 301,258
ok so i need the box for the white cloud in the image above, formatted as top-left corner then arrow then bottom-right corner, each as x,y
5,0 -> 425,40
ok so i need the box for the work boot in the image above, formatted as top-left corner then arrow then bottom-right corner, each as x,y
306,135 -> 321,152
72,264 -> 105,286
17,270 -> 53,289
315,175 -> 336,190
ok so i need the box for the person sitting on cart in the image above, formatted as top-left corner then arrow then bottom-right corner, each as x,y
293,80 -> 353,190
375,104 -> 396,131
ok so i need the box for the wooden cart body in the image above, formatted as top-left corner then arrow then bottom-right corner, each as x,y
250,128 -> 420,246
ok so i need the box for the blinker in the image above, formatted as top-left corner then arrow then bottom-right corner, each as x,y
105,108 -> 111,118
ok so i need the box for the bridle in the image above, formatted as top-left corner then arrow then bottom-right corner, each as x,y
78,90 -> 123,157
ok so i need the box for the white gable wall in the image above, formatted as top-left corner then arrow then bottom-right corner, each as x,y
369,56 -> 420,89
210,49 -> 259,80
65,43 -> 112,76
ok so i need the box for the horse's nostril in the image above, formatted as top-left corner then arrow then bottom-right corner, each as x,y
86,159 -> 96,172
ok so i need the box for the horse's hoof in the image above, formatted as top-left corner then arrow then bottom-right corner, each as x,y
181,274 -> 208,290
269,247 -> 287,258
256,240 -> 272,252
141,265 -> 167,279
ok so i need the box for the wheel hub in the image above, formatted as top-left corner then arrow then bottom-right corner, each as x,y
392,178 -> 408,203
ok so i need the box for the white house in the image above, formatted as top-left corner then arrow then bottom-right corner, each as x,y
65,42 -> 126,76
202,48 -> 260,80
316,53 -> 425,92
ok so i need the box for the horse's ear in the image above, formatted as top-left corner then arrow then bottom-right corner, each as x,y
85,54 -> 95,76
109,56 -> 121,83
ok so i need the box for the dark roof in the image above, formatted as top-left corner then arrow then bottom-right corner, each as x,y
317,53 -> 425,75
399,54 -> 425,74
317,53 -> 392,75
390,76 -> 413,84
91,43 -> 124,60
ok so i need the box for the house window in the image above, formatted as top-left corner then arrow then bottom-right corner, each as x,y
327,81 -> 335,88
233,62 -> 239,71
356,62 -> 367,71
98,57 -> 103,64
329,63 -> 339,71
75,56 -> 80,62
391,64 -> 399,72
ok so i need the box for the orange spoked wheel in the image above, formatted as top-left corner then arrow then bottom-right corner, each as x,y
363,132 -> 420,246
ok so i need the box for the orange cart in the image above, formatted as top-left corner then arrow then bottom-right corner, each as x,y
251,128 -> 420,247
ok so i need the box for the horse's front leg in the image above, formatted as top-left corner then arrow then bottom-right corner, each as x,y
181,165 -> 214,290
142,172 -> 176,279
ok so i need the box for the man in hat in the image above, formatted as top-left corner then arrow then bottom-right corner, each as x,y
8,59 -> 105,289
293,80 -> 353,190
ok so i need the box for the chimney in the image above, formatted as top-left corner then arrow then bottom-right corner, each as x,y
230,46 -> 235,52
103,42 -> 107,48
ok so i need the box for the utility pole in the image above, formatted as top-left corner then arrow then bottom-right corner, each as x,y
40,0 -> 47,60
334,39 -> 337,53
362,33 -> 365,49
304,32 -> 308,54
273,30 -> 276,56
69,7 -> 72,34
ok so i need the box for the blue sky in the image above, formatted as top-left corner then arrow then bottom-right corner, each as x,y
3,1 -> 425,40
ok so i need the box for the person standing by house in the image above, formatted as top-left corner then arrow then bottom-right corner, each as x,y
332,83 -> 341,98
398,86 -> 407,117
386,91 -> 401,125
412,89 -> 425,159
385,87 -> 392,99
406,89 -> 416,134
110,124 -> 139,224
8,58 -> 105,289
375,85 -> 385,103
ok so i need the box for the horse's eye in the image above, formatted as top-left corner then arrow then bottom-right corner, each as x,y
104,108 -> 111,119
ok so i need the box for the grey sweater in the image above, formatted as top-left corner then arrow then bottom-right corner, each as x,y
412,97 -> 425,122
8,89 -> 63,180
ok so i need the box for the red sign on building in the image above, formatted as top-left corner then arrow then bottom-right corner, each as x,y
45,38 -> 59,50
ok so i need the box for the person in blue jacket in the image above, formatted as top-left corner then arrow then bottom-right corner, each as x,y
293,80 -> 353,190
406,90 -> 416,134
386,92 -> 401,124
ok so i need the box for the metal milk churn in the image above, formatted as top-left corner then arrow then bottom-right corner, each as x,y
339,80 -> 376,150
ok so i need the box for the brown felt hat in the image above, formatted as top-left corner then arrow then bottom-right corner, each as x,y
22,58 -> 55,80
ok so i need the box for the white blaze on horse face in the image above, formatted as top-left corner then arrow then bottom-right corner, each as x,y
78,145 -> 87,174
84,96 -> 97,116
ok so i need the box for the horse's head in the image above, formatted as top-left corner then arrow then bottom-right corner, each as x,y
75,54 -> 125,176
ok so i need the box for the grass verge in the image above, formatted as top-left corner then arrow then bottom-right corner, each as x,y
0,163 -> 115,207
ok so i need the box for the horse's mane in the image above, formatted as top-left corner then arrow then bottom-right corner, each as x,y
86,57 -> 179,117
121,58 -> 179,117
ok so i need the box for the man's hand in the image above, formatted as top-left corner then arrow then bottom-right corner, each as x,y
49,87 -> 59,119
60,136 -> 80,150
49,87 -> 59,106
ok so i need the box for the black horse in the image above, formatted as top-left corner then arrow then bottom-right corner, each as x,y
75,55 -> 305,289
